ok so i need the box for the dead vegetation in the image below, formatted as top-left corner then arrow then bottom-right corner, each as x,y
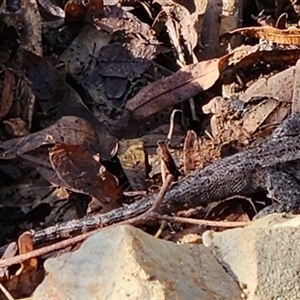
0,0 -> 300,297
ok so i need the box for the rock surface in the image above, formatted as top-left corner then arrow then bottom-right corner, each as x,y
32,225 -> 241,300
203,214 -> 300,300
33,214 -> 300,300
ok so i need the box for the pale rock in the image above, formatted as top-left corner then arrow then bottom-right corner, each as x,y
33,225 -> 241,300
203,214 -> 300,300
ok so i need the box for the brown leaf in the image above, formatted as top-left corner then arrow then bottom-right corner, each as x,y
49,143 -> 123,210
242,99 -> 280,134
4,232 -> 42,299
58,86 -> 118,159
183,130 -> 201,175
157,140 -> 181,181
240,66 -> 295,103
125,58 -> 221,119
20,151 -> 67,187
229,25 -> 300,45
0,69 -> 15,121
117,139 -> 147,191
64,0 -> 86,22
18,231 -> 35,258
36,164 -> 67,187
16,48 -> 66,115
0,116 -> 99,159
232,49 -> 300,71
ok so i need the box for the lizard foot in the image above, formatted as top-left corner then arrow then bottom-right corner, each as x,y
253,200 -> 300,220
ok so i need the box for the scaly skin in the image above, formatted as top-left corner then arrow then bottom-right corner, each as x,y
33,112 -> 300,244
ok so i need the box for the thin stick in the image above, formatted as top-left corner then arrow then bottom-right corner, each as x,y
167,109 -> 182,141
154,220 -> 167,238
149,174 -> 174,212
0,283 -> 14,300
153,214 -> 250,227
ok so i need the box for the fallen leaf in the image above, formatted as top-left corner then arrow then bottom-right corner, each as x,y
85,0 -> 104,21
229,25 -> 300,45
64,0 -> 86,22
38,0 -> 65,19
0,116 -> 99,159
49,143 -> 123,210
125,58 -> 221,119
157,140 -> 181,182
240,66 -> 295,103
157,0 -> 198,61
0,242 -> 17,283
16,48 -> 66,115
4,232 -> 43,299
98,42 -> 154,78
118,139 -> 147,191
205,197 -> 253,223
242,99 -> 279,134
183,130 -> 201,175
0,69 -> 15,121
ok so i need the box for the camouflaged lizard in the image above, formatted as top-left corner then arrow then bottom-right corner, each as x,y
33,112 -> 300,244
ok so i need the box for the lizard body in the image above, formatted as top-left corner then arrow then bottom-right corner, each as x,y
33,112 -> 300,244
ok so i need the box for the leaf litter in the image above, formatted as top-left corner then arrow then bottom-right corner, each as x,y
1,0 -> 300,297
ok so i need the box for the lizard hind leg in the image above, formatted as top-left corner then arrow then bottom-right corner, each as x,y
254,162 -> 300,219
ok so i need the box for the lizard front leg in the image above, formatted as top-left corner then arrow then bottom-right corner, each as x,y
254,161 -> 300,219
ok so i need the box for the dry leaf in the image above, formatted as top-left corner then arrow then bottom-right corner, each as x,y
242,99 -> 280,134
38,0 -> 65,18
229,25 -> 300,45
118,140 -> 147,191
16,48 -> 66,115
240,66 -> 295,103
64,0 -> 86,22
0,242 -> 17,283
49,143 -> 123,210
126,58 -> 221,119
4,232 -> 43,299
0,69 -> 15,121
157,140 -> 181,182
183,130 -> 201,175
21,0 -> 43,56
0,116 -> 99,159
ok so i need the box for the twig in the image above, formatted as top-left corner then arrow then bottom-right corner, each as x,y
154,220 -> 167,238
148,174 -> 174,212
167,109 -> 182,141
0,283 -> 14,300
152,214 -> 250,227
0,175 -> 174,269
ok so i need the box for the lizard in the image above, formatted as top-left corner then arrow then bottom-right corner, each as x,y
32,111 -> 300,245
